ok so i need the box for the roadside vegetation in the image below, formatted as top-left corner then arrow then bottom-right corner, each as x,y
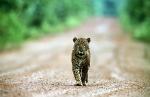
0,0 -> 92,50
119,0 -> 150,43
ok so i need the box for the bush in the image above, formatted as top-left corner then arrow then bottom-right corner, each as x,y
0,12 -> 27,49
120,0 -> 150,42
0,0 -> 92,50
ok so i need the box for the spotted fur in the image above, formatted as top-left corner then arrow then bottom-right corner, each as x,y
72,37 -> 91,86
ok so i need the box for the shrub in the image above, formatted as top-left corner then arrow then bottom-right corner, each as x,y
0,0 -> 92,50
120,0 -> 150,42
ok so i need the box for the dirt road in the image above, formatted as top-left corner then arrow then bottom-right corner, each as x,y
0,18 -> 150,97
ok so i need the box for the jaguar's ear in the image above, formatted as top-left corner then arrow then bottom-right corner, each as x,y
87,38 -> 91,43
73,37 -> 77,43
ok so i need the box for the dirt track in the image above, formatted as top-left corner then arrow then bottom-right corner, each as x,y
0,18 -> 150,97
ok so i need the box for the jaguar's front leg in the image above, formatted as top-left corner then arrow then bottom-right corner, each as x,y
72,64 -> 82,86
81,66 -> 88,86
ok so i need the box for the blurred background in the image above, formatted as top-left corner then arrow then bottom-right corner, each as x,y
0,0 -> 150,96
0,0 -> 149,50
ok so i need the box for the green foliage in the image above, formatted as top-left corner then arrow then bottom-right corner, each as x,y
0,12 -> 27,49
0,0 -> 92,50
91,0 -> 123,16
120,0 -> 150,42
